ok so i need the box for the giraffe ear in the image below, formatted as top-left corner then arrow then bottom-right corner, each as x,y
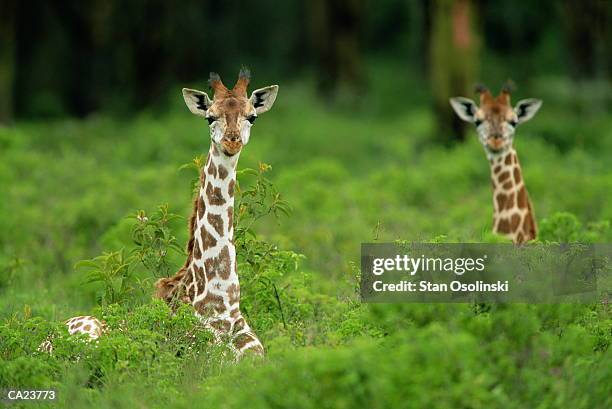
250,85 -> 279,115
449,97 -> 478,123
514,99 -> 542,124
182,88 -> 212,116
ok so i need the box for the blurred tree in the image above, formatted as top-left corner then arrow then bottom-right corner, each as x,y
5,0 -> 605,119
309,0 -> 364,102
429,0 -> 480,143
0,0 -> 16,124
415,0 -> 433,74
561,0 -> 610,80
51,2 -> 98,116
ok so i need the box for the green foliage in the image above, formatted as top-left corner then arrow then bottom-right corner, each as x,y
0,301 -> 225,393
78,250 -> 135,306
0,75 -> 610,407
232,163 -> 301,332
76,205 -> 184,307
235,162 -> 291,239
0,256 -> 26,291
129,206 -> 184,278
539,212 -> 610,243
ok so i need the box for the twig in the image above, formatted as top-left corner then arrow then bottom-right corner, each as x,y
272,283 -> 287,329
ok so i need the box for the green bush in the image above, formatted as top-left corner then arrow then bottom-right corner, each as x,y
0,74 -> 610,407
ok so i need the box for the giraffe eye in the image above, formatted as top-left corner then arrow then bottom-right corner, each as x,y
206,116 -> 217,125
508,119 -> 517,127
247,115 -> 257,124
475,119 -> 483,127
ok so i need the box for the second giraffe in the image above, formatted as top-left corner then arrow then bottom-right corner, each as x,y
450,83 -> 542,244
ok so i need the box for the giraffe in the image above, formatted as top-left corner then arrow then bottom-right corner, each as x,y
450,83 -> 542,244
38,315 -> 106,353
154,68 -> 278,357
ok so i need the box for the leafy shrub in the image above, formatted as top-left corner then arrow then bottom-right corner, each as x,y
76,205 -> 184,306
0,300 -> 223,390
539,212 -> 610,243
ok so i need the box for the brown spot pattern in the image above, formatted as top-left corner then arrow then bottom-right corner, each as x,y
200,226 -> 217,251
193,241 -> 202,259
207,213 -> 224,236
516,232 -> 524,244
234,333 -> 257,350
523,214 -> 535,238
209,319 -> 231,332
203,246 -> 232,280
187,282 -> 195,301
249,344 -> 265,355
517,186 -> 527,209
207,162 -> 217,178
493,165 -> 501,174
505,193 -> 515,210
197,195 -> 206,219
194,265 -> 205,281
510,213 -> 521,231
498,171 -> 510,183
206,292 -> 227,314
496,193 -> 506,210
502,181 -> 513,190
227,283 -> 240,305
228,180 -> 235,197
497,218 -> 511,233
233,333 -> 253,348
513,167 -> 522,184
186,195 -> 199,257
83,324 -> 91,332
218,165 -> 228,180
205,266 -> 216,282
504,154 -> 513,165
233,317 -> 246,332
227,206 -> 233,231
195,291 -> 225,315
206,183 -> 226,205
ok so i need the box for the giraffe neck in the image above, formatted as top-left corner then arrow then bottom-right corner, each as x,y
489,148 -> 537,244
184,143 -> 242,327
154,142 -> 263,356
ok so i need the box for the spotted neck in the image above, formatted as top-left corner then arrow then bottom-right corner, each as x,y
489,148 -> 537,244
185,143 -> 238,317
179,143 -> 263,355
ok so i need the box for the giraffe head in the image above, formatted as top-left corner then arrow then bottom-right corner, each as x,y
450,83 -> 542,158
182,68 -> 279,156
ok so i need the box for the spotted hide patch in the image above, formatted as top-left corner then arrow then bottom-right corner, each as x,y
204,245 -> 232,280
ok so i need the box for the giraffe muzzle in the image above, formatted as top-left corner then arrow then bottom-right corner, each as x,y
486,136 -> 506,151
221,137 -> 243,156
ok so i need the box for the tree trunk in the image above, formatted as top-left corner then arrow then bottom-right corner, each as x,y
0,0 -> 16,124
430,0 -> 480,144
561,0 -> 610,80
309,0 -> 363,102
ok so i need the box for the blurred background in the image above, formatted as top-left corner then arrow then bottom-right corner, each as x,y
1,0 -> 610,134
